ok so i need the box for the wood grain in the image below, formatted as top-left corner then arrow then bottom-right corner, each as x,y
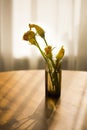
0,70 -> 87,130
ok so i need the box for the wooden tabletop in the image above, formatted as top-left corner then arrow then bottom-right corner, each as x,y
0,70 -> 87,130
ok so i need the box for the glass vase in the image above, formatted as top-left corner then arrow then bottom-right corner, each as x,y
45,64 -> 61,99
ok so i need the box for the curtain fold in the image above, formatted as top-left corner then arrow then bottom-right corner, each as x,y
0,0 -> 13,71
76,0 -> 87,70
0,0 -> 87,71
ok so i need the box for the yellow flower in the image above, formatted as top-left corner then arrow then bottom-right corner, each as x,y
29,24 -> 45,38
23,30 -> 36,45
56,46 -> 65,60
44,46 -> 52,59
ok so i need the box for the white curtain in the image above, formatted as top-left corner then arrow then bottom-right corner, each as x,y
0,0 -> 87,71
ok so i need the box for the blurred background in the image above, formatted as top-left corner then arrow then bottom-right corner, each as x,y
0,0 -> 87,71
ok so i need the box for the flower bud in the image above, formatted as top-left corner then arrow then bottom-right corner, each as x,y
23,30 -> 36,45
23,31 -> 29,41
56,46 -> 65,60
29,24 -> 45,38
44,46 -> 52,59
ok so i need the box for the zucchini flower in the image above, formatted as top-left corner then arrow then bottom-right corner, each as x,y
56,46 -> 65,61
29,24 -> 45,38
23,30 -> 36,45
44,46 -> 52,59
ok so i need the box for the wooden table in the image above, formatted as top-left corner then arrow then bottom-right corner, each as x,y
0,70 -> 87,130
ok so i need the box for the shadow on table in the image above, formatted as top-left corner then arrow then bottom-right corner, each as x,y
15,98 -> 60,130
81,107 -> 87,130
0,97 -> 60,130
0,119 -> 19,130
46,97 -> 60,127
15,99 -> 47,130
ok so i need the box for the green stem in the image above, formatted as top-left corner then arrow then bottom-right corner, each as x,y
36,42 -> 53,83
43,37 -> 48,46
50,58 -> 56,69
35,40 -> 48,63
35,40 -> 57,88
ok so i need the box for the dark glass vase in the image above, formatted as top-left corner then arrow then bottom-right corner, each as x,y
45,65 -> 61,99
